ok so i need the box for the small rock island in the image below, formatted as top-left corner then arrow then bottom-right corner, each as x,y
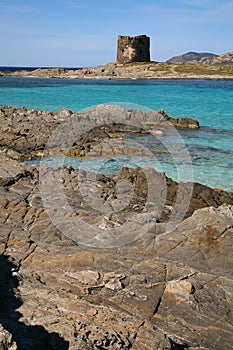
0,35 -> 232,80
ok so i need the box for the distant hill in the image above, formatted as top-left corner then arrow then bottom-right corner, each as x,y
167,51 -> 233,65
167,52 -> 217,63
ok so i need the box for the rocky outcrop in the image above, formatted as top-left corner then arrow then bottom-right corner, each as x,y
0,325 -> 17,350
197,51 -> 233,65
167,51 -> 233,66
0,154 -> 232,349
0,105 -> 199,160
0,105 -> 232,349
167,51 -> 217,64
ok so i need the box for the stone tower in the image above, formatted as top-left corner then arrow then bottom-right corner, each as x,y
117,35 -> 150,64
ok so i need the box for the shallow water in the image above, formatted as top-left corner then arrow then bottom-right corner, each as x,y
1,76 -> 233,191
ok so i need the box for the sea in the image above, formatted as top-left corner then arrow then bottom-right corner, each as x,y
0,68 -> 233,192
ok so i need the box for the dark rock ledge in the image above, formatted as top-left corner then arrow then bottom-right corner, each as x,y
0,105 -> 232,350
0,105 -> 199,160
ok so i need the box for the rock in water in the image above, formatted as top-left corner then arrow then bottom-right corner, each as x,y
0,325 -> 17,350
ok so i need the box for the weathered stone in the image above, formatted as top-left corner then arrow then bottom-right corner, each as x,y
55,108 -> 73,119
0,105 -> 233,348
164,279 -> 194,300
0,325 -> 17,350
64,270 -> 100,285
0,105 -> 199,160
0,106 -> 199,162
117,35 -> 150,64
1,198 -> 229,349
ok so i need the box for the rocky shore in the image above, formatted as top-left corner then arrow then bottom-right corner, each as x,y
0,105 -> 233,349
0,105 -> 199,160
1,61 -> 233,80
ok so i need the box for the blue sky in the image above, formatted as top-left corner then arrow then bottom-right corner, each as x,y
0,0 -> 232,67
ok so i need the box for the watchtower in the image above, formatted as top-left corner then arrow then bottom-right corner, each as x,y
117,35 -> 150,64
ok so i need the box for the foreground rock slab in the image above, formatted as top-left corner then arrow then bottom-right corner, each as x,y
0,155 -> 232,349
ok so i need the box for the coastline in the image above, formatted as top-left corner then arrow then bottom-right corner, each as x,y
1,61 -> 233,80
0,104 -> 233,349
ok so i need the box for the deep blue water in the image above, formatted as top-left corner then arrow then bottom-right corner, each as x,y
0,75 -> 233,191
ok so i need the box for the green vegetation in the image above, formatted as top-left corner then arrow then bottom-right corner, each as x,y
173,63 -> 233,75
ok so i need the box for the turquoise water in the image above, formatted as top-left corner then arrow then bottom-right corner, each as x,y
1,77 -> 233,191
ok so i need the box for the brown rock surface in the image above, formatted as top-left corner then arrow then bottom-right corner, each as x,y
0,106 -> 232,349
0,105 -> 199,160
0,324 -> 17,350
198,51 -> 233,65
0,152 -> 232,349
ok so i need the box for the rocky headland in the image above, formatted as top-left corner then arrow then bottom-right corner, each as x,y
1,60 -> 233,80
0,105 -> 233,349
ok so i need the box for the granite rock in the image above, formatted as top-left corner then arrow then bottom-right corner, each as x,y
0,325 -> 17,350
0,105 -> 199,160
0,153 -> 232,349
0,105 -> 232,349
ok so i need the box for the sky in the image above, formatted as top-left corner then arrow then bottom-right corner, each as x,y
0,0 -> 232,67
